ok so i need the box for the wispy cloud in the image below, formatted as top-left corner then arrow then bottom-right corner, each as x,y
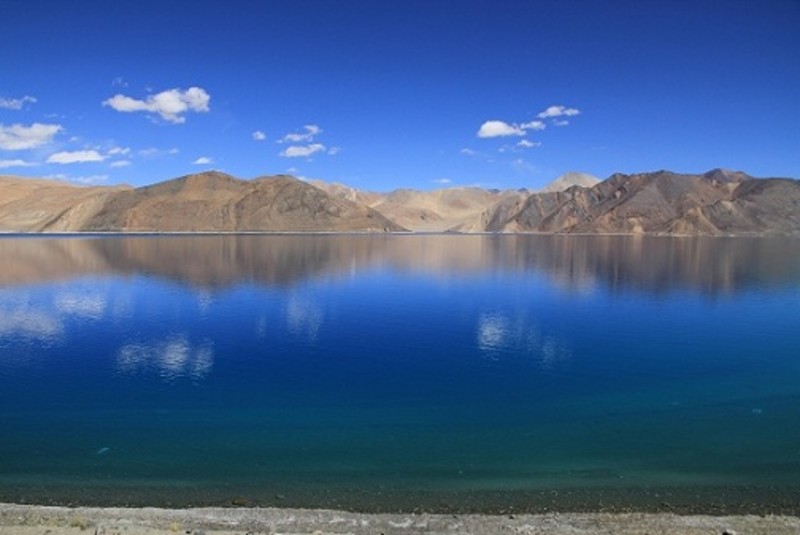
252,130 -> 266,141
139,147 -> 179,158
0,123 -> 62,150
433,178 -> 452,184
109,160 -> 131,168
278,124 -> 335,159
72,174 -> 109,185
516,139 -> 541,149
107,146 -> 130,155
46,150 -> 106,164
0,95 -> 37,110
192,156 -> 214,165
103,87 -> 210,124
279,124 -> 322,143
0,159 -> 37,169
537,105 -> 580,119
511,158 -> 538,174
281,144 -> 326,158
520,120 -> 545,131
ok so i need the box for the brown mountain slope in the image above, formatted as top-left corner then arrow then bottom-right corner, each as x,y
368,187 -> 523,231
0,175 -> 128,232
307,179 -> 384,206
79,172 -> 404,232
2,170 -> 797,235
465,170 -> 800,236
539,171 -> 601,193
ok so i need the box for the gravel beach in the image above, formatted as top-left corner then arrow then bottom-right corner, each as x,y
2,503 -> 799,535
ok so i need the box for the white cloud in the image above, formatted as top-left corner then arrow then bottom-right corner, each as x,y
0,95 -> 37,110
192,156 -> 214,165
460,148 -> 477,156
46,150 -> 106,164
72,174 -> 109,185
252,130 -> 266,141
516,139 -> 541,149
537,105 -> 580,119
107,146 -> 130,155
0,123 -> 62,150
327,146 -> 340,155
280,124 -> 322,143
111,76 -> 129,88
102,86 -> 211,124
433,178 -> 452,184
0,159 -> 37,168
280,143 -> 326,158
139,147 -> 178,158
477,120 -> 525,138
521,120 -> 546,131
553,119 -> 569,126
109,160 -> 131,168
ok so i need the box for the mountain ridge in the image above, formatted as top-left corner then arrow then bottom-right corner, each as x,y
0,169 -> 798,235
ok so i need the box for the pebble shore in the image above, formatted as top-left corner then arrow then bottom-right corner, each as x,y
2,503 -> 800,535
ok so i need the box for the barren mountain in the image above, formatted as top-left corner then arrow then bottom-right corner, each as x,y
540,172 -> 600,193
0,175 -> 129,231
368,187 -> 523,231
307,180 -> 384,206
310,180 -> 523,232
0,172 -> 403,233
465,169 -> 800,236
1,169 -> 797,235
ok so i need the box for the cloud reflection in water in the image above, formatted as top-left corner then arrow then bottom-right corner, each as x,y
477,311 -> 571,368
285,296 -> 323,341
0,306 -> 63,342
118,336 -> 214,380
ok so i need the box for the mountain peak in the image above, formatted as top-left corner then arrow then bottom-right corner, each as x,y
702,168 -> 752,183
540,172 -> 601,193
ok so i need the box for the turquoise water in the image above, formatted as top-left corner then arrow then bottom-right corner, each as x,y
0,235 -> 799,512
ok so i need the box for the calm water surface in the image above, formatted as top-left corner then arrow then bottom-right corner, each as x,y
0,234 -> 799,513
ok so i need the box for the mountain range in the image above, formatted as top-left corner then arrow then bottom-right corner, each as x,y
1,169 -> 798,235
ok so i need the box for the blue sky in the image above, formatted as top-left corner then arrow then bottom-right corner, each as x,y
1,0 -> 798,191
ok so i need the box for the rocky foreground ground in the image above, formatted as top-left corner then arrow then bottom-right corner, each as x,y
2,503 -> 800,535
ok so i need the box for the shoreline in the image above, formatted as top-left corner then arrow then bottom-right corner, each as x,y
2,503 -> 800,535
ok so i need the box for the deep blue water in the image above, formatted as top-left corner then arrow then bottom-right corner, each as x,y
0,234 -> 799,512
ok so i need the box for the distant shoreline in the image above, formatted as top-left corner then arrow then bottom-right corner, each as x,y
0,230 -> 798,238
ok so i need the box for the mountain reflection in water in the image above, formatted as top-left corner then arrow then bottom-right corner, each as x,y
1,234 -> 798,294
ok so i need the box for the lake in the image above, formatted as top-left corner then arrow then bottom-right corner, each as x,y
0,234 -> 799,513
